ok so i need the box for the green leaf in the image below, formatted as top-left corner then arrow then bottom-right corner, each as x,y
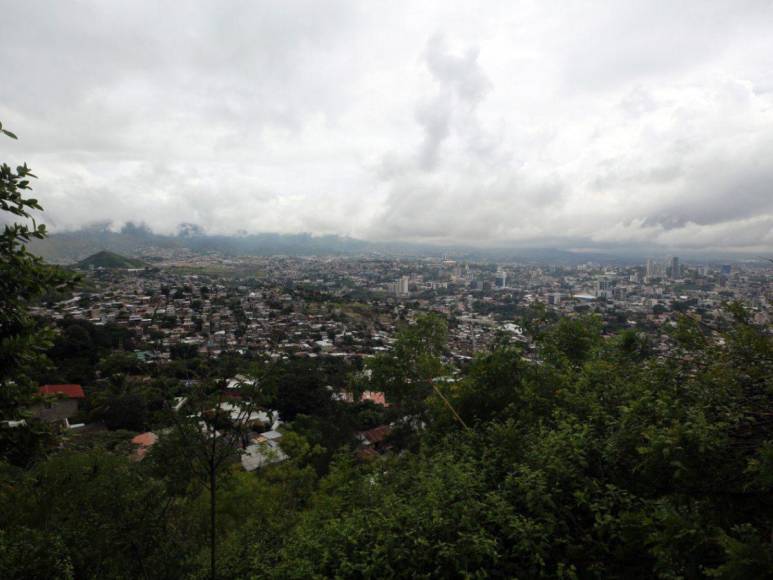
2,129 -> 18,139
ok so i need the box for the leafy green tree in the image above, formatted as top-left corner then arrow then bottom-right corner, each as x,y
539,315 -> 602,368
170,342 -> 200,360
265,360 -> 332,421
103,393 -> 149,431
0,122 -> 73,462
443,343 -> 532,427
366,313 -> 448,413
237,309 -> 773,579
0,451 -> 192,579
0,527 -> 74,580
150,376 -> 270,580
98,351 -> 146,378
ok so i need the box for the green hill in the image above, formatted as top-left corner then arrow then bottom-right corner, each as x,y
75,250 -> 146,269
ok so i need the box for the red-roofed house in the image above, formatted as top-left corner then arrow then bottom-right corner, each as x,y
130,432 -> 159,461
39,384 -> 85,399
356,425 -> 393,458
361,391 -> 388,407
32,384 -> 86,426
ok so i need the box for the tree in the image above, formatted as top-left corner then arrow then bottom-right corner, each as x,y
0,122 -> 73,462
0,450 -> 192,579
170,342 -> 199,360
103,394 -> 148,431
0,527 -> 74,580
98,351 -> 145,378
265,360 -> 332,421
539,315 -> 602,368
152,376 -> 268,579
243,311 -> 773,578
445,343 -> 527,427
366,313 -> 448,414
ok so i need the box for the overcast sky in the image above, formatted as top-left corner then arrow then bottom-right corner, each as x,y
2,1 -> 772,254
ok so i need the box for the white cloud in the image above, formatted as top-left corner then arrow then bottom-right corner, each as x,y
1,0 -> 772,254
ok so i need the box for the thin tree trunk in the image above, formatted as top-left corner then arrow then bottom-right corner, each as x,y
431,382 -> 470,430
210,464 -> 216,580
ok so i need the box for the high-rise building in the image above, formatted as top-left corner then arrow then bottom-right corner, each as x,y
670,256 -> 680,279
595,277 -> 611,298
398,275 -> 410,295
645,259 -> 655,278
495,269 -> 507,288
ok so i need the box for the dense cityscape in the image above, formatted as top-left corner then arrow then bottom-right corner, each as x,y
17,247 -> 767,470
36,251 -> 771,367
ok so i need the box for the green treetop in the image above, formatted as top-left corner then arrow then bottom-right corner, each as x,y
0,122 -> 74,459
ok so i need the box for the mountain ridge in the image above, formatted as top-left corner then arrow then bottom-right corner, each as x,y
29,223 -> 750,264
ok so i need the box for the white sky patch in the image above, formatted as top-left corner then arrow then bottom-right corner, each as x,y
1,0 -> 772,254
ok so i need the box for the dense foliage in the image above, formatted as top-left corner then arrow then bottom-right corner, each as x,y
236,312 -> 772,579
0,123 -> 74,463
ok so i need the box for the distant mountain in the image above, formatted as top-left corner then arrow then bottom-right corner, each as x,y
75,251 -> 147,269
30,222 -> 752,264
28,223 -> 180,264
29,223 -> 628,264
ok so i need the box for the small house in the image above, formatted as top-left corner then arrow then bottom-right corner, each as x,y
31,384 -> 86,427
